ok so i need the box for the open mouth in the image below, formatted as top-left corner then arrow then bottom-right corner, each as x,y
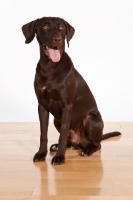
43,45 -> 61,62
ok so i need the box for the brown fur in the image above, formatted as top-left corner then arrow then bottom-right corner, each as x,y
22,17 -> 121,165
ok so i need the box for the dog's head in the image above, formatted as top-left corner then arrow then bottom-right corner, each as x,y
22,17 -> 75,62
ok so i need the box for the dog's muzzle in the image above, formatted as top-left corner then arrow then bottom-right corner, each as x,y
42,36 -> 62,62
43,45 -> 61,62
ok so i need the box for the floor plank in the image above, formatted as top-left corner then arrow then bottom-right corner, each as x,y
0,122 -> 133,199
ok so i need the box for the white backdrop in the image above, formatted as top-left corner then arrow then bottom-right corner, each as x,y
0,0 -> 133,122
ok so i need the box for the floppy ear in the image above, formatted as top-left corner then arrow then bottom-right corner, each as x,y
63,20 -> 75,47
22,19 -> 39,44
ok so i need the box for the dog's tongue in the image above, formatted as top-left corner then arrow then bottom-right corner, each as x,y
48,49 -> 61,62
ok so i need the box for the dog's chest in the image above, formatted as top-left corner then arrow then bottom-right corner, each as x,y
41,85 -> 63,116
42,86 -> 46,90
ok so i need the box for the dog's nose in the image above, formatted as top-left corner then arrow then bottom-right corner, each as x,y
53,36 -> 62,43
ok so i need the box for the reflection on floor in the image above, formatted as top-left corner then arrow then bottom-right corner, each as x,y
0,122 -> 133,200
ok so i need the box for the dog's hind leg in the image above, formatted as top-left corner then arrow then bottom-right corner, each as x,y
80,113 -> 103,156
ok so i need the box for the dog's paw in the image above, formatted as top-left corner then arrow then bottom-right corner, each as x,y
50,144 -> 58,152
80,145 -> 101,157
80,149 -> 92,157
51,155 -> 65,165
33,151 -> 47,162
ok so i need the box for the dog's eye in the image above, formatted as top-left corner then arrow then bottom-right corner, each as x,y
43,25 -> 49,30
58,25 -> 64,30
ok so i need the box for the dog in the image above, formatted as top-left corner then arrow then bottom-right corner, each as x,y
22,17 -> 121,165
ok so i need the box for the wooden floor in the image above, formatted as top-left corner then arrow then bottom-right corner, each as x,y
0,122 -> 133,200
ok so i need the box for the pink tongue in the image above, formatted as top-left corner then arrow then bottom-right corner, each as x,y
48,49 -> 61,62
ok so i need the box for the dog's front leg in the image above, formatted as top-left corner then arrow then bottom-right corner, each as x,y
51,105 -> 72,165
33,104 -> 49,162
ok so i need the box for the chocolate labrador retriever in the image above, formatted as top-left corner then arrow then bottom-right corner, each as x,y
22,17 -> 121,165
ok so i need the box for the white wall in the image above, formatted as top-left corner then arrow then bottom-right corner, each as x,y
0,0 -> 133,122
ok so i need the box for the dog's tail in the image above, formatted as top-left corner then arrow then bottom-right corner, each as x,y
102,131 -> 121,140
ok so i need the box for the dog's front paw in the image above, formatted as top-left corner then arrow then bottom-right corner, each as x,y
33,151 -> 47,162
51,155 -> 65,165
